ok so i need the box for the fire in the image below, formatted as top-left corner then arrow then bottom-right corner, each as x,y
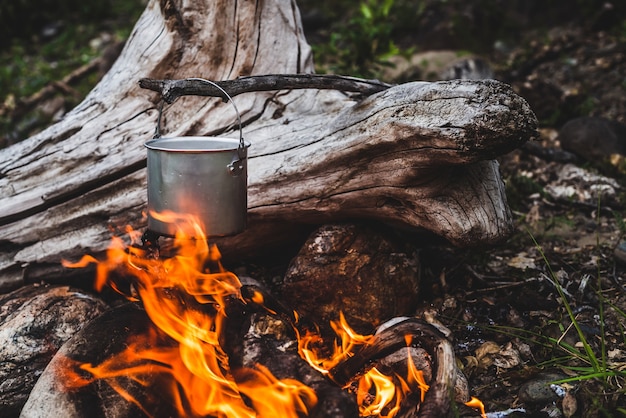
61,212 -> 439,417
297,312 -> 376,374
465,396 -> 487,418
297,315 -> 431,417
62,212 -> 317,417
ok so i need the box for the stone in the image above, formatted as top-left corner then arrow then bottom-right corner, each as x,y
518,372 -> 569,404
557,116 -> 626,165
20,303 -> 171,418
381,50 -> 494,83
0,284 -> 108,417
542,163 -> 621,206
613,241 -> 626,265
279,223 -> 421,333
439,56 -> 494,81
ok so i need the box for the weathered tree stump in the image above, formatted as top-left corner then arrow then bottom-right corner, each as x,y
0,0 -> 536,292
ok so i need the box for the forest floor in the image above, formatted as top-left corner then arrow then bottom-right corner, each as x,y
410,22 -> 626,418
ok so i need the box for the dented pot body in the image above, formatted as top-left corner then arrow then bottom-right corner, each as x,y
145,136 -> 250,237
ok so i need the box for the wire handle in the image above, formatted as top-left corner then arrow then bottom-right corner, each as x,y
152,77 -> 245,150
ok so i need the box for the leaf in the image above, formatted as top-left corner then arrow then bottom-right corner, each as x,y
474,341 -> 522,370
493,342 -> 522,369
507,252 -> 537,270
562,390 -> 578,417
360,3 -> 373,20
382,0 -> 394,17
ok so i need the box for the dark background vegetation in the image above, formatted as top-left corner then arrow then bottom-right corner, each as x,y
2,0 -> 626,145
299,0 -> 625,72
1,0 -> 625,144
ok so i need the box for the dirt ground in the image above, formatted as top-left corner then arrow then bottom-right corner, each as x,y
408,24 -> 626,417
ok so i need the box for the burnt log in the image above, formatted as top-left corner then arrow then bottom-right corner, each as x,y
234,280 -> 468,417
0,0 -> 537,291
223,302 -> 360,417
330,317 -> 467,418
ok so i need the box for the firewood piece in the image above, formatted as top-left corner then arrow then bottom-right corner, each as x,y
139,74 -> 393,103
329,318 -> 461,418
235,283 -> 463,418
223,278 -> 359,416
0,284 -> 108,417
226,311 -> 360,418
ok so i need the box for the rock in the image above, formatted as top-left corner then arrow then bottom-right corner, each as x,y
19,303 -> 169,418
382,50 -> 460,82
518,372 -> 568,404
542,163 -> 621,207
0,284 -> 108,417
439,56 -> 494,80
557,116 -> 626,165
613,241 -> 626,265
279,223 -> 421,333
382,50 -> 494,83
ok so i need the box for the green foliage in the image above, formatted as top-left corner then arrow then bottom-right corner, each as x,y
504,174 -> 545,213
0,0 -> 144,145
312,0 -> 404,77
523,233 -> 626,403
0,0 -> 147,50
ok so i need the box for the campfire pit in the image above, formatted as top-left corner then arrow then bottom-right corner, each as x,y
18,221 -> 473,418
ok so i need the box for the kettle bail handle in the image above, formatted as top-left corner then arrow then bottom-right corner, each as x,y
152,78 -> 246,154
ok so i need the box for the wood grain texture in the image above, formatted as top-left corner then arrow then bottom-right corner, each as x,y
0,0 -> 536,290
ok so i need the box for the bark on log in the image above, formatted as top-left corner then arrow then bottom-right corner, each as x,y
139,74 -> 393,102
0,0 -> 537,291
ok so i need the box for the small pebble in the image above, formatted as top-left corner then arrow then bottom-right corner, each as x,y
614,241 -> 626,265
518,372 -> 568,404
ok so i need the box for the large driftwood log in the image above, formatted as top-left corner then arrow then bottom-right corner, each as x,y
0,0 -> 537,291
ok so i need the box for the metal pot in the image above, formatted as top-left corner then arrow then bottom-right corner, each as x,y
145,79 -> 250,237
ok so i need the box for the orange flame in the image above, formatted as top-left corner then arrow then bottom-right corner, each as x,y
62,212 -> 437,417
298,315 -> 431,417
357,367 -> 402,417
465,396 -> 487,418
62,213 -> 316,417
405,348 -> 430,402
297,312 -> 376,374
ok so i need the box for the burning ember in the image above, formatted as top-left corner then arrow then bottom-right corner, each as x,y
62,212 -> 482,417
297,315 -> 430,416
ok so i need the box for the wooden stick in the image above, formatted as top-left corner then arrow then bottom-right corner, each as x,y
139,74 -> 393,103
328,318 -> 458,418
